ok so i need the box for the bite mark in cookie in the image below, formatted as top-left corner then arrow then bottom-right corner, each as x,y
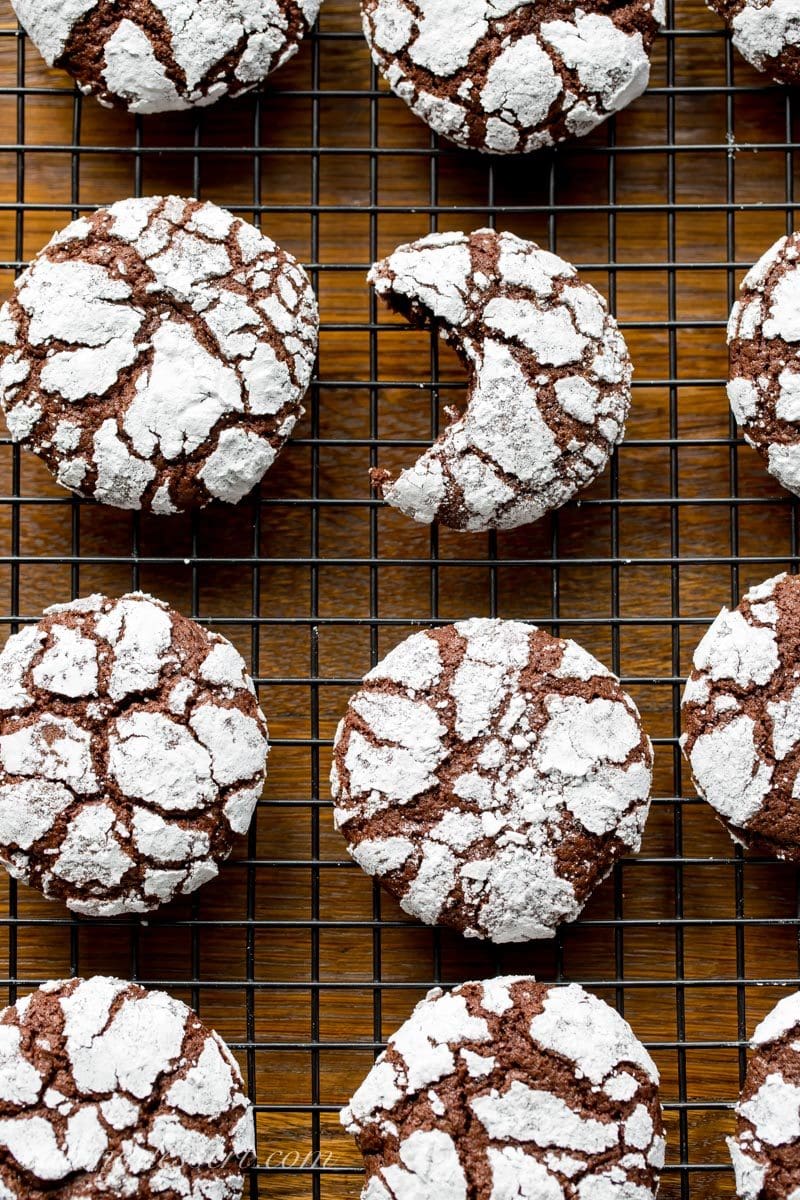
342,976 -> 665,1200
0,591 -> 269,916
13,0 -> 322,113
0,976 -> 254,1198
362,0 -> 663,154
331,618 -> 653,942
369,230 -> 632,532
0,195 -> 318,514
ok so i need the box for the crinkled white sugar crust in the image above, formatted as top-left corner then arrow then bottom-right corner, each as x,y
362,0 -> 661,153
0,976 -> 255,1195
729,0 -> 800,76
0,591 -> 269,915
681,572 -> 800,841
752,989 -> 800,1047
728,1137 -> 768,1200
369,229 -> 631,532
0,195 -> 319,513
726,232 -> 800,498
529,983 -> 660,1087
341,977 -> 663,1200
12,0 -> 321,112
332,619 -> 652,943
10,0 -> 97,64
727,990 -> 800,1197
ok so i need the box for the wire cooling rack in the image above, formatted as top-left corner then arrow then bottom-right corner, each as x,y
1,0 -> 800,1196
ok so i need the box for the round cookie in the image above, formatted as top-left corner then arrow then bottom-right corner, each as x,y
341,975 -> 666,1200
727,233 -> 800,499
0,195 -> 318,514
361,0 -> 663,155
0,976 -> 254,1197
330,618 -> 653,942
0,591 -> 269,916
368,229 -> 632,532
708,0 -> 800,88
12,0 -> 322,114
681,571 -> 800,860
728,990 -> 800,1200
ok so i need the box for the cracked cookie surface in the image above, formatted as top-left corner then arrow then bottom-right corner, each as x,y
368,229 -> 632,532
728,990 -> 800,1200
331,619 -> 653,942
727,233 -> 800,499
0,591 -> 269,916
0,195 -> 318,514
12,0 -> 322,113
681,571 -> 800,860
341,976 -> 665,1200
708,0 -> 800,87
362,0 -> 663,154
0,976 -> 254,1198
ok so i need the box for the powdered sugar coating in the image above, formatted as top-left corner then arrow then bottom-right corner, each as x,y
342,977 -> 664,1200
729,990 -> 800,1198
12,0 -> 322,113
681,572 -> 800,860
361,0 -> 662,153
332,618 -> 653,942
0,591 -> 268,916
369,229 -> 632,531
708,0 -> 800,86
726,232 -> 800,498
0,195 -> 318,514
0,977 -> 253,1196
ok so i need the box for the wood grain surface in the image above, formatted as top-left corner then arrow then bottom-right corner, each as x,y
0,0 -> 798,1195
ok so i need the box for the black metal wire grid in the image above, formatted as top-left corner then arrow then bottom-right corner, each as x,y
2,0 -> 800,1197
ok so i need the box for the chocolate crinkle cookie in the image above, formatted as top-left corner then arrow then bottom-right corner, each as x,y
0,976 -> 254,1198
342,976 -> 666,1200
0,591 -> 269,917
361,0 -> 663,154
12,0 -> 322,113
727,232 -> 800,499
369,229 -> 632,532
729,990 -> 800,1200
681,571 -> 800,860
708,0 -> 800,87
331,619 -> 653,942
0,195 -> 318,514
